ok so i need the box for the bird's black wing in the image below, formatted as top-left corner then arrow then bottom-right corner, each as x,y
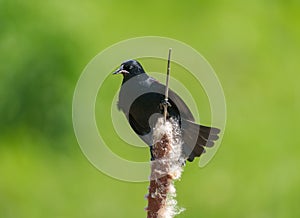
149,79 -> 195,121
121,75 -> 220,162
124,76 -> 195,142
150,78 -> 221,162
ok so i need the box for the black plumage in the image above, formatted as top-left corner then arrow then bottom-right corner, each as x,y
113,60 -> 220,162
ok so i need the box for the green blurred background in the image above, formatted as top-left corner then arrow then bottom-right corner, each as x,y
1,0 -> 299,217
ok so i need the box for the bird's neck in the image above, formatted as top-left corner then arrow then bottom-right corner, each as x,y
122,73 -> 148,84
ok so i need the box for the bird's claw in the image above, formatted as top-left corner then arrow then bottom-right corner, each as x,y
160,99 -> 171,110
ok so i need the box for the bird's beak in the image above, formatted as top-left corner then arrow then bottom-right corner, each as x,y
113,65 -> 129,75
113,69 -> 129,75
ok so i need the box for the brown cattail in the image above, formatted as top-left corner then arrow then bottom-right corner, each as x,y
146,117 -> 185,218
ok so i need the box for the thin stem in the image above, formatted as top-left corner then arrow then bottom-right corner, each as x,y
163,48 -> 172,123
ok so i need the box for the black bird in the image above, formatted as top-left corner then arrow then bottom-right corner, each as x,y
113,60 -> 220,162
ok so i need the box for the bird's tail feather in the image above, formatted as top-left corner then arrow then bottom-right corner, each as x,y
181,119 -> 220,162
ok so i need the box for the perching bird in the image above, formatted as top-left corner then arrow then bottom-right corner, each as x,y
113,60 -> 220,162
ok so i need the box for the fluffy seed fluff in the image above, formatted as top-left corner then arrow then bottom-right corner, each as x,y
146,117 -> 185,218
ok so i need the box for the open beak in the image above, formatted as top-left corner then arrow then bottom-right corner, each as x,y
113,65 -> 129,75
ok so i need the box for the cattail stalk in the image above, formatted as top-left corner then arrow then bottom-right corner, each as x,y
146,48 -> 184,217
146,117 -> 185,218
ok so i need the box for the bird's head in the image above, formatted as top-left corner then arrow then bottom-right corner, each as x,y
113,60 -> 145,80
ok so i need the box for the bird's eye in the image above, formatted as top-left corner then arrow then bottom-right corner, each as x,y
129,65 -> 133,70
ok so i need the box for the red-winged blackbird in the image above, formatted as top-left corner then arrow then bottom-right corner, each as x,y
113,60 -> 220,162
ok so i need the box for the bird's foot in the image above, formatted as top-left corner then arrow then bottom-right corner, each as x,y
159,99 -> 171,110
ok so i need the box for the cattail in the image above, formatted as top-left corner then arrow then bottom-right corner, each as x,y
146,117 -> 185,218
